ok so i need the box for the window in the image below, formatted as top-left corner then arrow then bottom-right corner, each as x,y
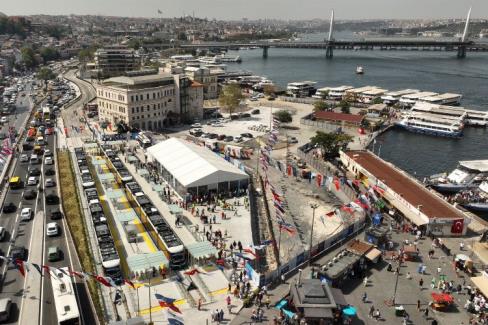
131,95 -> 134,102
136,107 -> 139,113
132,107 -> 135,114
153,104 -> 156,110
147,94 -> 149,100
141,107 -> 144,112
153,93 -> 156,99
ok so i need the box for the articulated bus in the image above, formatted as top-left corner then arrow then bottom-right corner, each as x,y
102,148 -> 133,185
52,267 -> 81,325
125,182 -> 187,268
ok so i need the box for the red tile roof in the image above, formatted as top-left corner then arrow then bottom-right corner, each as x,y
314,111 -> 364,124
345,151 -> 465,220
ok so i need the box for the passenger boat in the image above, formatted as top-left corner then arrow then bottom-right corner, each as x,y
410,102 -> 488,127
395,112 -> 464,138
286,81 -> 317,98
399,91 -> 438,108
426,160 -> 488,194
356,66 -> 364,74
381,89 -> 420,105
327,85 -> 354,101
418,93 -> 462,106
454,182 -> 488,213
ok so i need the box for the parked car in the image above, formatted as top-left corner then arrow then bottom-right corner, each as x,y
44,157 -> 53,165
27,176 -> 38,186
48,246 -> 62,262
28,168 -> 41,176
45,168 -> 55,176
217,134 -> 226,141
20,154 -> 29,162
234,136 -> 243,143
224,136 -> 234,142
288,136 -> 298,143
0,227 -> 6,241
251,109 -> 260,114
241,133 -> 254,138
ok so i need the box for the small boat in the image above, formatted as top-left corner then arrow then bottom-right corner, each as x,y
454,182 -> 488,213
356,66 -> 364,74
426,160 -> 488,193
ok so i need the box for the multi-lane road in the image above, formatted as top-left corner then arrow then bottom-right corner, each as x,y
0,79 -> 96,324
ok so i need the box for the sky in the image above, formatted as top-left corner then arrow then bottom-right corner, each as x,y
2,0 -> 487,20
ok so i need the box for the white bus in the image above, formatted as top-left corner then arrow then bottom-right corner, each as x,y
52,267 -> 81,325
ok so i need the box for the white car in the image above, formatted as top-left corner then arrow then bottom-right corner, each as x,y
46,222 -> 59,236
44,157 -> 53,165
0,117 -> 7,124
20,154 -> 29,162
191,123 -> 202,128
27,176 -> 38,186
45,178 -> 55,187
20,208 -> 32,221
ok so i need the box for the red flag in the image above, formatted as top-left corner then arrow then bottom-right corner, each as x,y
184,268 -> 201,276
243,248 -> 256,257
15,259 -> 25,277
42,265 -> 52,278
354,199 -> 369,210
316,174 -> 323,187
124,279 -> 136,289
95,275 -> 113,287
353,179 -> 361,187
216,259 -> 225,266
287,165 -> 292,176
451,219 -> 464,234
325,211 -> 335,217
341,204 -> 354,214
333,177 -> 340,191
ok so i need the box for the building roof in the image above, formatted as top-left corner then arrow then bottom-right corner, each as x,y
290,279 -> 337,310
345,151 -> 465,220
147,138 -> 248,188
346,239 -> 374,256
314,111 -> 364,124
104,73 -> 173,86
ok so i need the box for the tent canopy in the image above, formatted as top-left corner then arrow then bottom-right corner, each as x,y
187,241 -> 218,259
127,252 -> 169,274
147,138 -> 248,188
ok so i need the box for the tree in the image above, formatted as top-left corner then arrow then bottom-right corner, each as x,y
372,97 -> 383,105
339,100 -> 350,114
127,39 -> 141,50
78,47 -> 97,62
219,84 -> 243,115
37,67 -> 55,81
310,131 -> 353,159
263,84 -> 276,97
40,47 -> 60,62
313,100 -> 329,112
21,47 -> 36,68
273,110 -> 292,123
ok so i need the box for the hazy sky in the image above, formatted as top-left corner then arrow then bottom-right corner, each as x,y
2,0 -> 486,20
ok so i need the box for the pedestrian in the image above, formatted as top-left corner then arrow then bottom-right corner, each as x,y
423,307 -> 429,319
419,278 -> 424,289
228,283 -> 231,293
363,276 -> 368,287
198,298 -> 202,311
406,271 -> 411,279
437,266 -> 442,274
459,242 -> 464,251
369,305 -> 375,318
373,309 -> 381,322
219,309 -> 224,322
417,299 -> 421,311
265,296 -> 271,309
362,292 -> 368,303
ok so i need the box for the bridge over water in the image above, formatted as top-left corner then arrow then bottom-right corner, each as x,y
174,8 -> 488,59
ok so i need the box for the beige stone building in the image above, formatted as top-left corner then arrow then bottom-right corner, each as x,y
184,66 -> 218,100
96,73 -> 203,131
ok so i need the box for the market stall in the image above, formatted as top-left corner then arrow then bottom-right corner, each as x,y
431,292 -> 454,311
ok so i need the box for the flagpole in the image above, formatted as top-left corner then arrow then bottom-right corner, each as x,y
277,226 -> 282,267
148,277 -> 152,323
136,286 -> 140,316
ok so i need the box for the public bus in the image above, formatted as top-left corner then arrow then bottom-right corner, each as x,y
52,267 -> 81,325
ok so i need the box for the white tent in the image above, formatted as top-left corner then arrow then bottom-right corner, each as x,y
147,138 -> 248,189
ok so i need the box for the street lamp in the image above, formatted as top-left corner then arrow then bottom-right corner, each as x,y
308,202 -> 319,267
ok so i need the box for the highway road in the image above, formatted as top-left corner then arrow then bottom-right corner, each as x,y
0,78 -> 96,324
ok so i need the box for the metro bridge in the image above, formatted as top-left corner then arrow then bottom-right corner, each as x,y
174,8 -> 488,59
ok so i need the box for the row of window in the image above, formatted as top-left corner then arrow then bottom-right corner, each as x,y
130,101 -> 172,114
98,90 -> 126,102
98,100 -> 126,113
130,89 -> 175,102
131,111 -> 165,121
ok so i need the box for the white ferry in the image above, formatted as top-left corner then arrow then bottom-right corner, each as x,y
411,102 -> 488,127
457,181 -> 488,213
328,85 -> 354,100
427,160 -> 488,194
395,112 -> 464,138
418,93 -> 462,106
312,87 -> 332,99
252,79 -> 275,91
218,55 -> 242,63
381,89 -> 420,105
286,81 -> 317,98
345,86 -> 379,102
197,56 -> 222,64
170,54 -> 195,61
360,88 -> 388,104
399,91 -> 438,108
464,109 -> 488,127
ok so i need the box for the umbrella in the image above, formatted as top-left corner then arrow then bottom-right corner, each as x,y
342,306 -> 357,316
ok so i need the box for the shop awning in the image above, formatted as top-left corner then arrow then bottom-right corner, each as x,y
404,211 -> 429,226
472,242 -> 488,265
187,241 -> 218,259
137,168 -> 149,176
365,248 -> 382,262
471,276 -> 488,297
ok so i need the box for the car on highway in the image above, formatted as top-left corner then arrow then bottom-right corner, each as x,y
288,136 -> 298,144
28,167 -> 41,176
20,154 -> 29,162
241,133 -> 254,138
46,222 -> 60,236
44,157 -> 53,165
45,178 -> 55,187
23,190 -> 37,200
45,193 -> 59,205
44,149 -> 53,157
50,209 -> 63,220
10,246 -> 27,261
27,176 -> 38,186
0,297 -> 12,322
234,136 -> 243,143
45,168 -> 55,176
48,246 -> 62,262
0,227 -> 5,241
20,207 -> 33,221
225,135 -> 234,142
29,154 -> 40,164
191,123 -> 202,128
2,202 -> 16,213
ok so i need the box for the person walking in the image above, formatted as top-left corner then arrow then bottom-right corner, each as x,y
423,307 -> 429,319
363,276 -> 368,287
419,278 -> 424,290
362,292 -> 368,303
198,298 -> 202,311
369,305 -> 375,318
417,299 -> 421,311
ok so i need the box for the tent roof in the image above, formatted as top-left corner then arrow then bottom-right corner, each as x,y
147,138 -> 248,188
127,252 -> 169,274
187,241 -> 218,259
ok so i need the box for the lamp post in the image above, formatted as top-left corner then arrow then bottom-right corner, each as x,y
308,202 -> 319,267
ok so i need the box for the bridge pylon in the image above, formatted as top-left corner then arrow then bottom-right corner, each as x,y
262,46 -> 269,59
325,9 -> 334,59
458,7 -> 471,59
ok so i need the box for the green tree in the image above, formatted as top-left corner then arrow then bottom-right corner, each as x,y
40,47 -> 60,62
310,131 -> 353,159
339,100 -> 350,114
78,47 -> 97,62
37,67 -> 55,81
127,39 -> 141,50
273,110 -> 292,123
372,97 -> 383,105
21,47 -> 36,68
219,84 -> 244,115
313,100 -> 329,112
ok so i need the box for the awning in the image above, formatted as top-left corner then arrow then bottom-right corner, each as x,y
331,288 -> 347,306
404,211 -> 429,226
365,248 -> 382,262
303,307 -> 333,319
471,276 -> 488,297
472,242 -> 488,265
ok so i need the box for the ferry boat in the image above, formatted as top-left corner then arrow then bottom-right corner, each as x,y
218,55 -> 242,63
356,66 -> 364,74
426,160 -> 488,194
411,102 -> 488,127
381,89 -> 420,105
252,79 -> 275,92
327,85 -> 354,100
395,112 -> 464,138
312,87 -> 332,99
418,93 -> 462,106
286,81 -> 317,98
399,91 -> 438,108
197,56 -> 222,64
360,88 -> 388,104
455,181 -> 488,213
463,109 -> 488,127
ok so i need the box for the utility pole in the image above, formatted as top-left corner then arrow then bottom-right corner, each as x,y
308,202 -> 319,267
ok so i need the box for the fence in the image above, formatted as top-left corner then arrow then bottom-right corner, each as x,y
278,96 -> 319,105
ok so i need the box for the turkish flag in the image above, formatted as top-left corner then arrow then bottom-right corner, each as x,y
451,219 -> 464,234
